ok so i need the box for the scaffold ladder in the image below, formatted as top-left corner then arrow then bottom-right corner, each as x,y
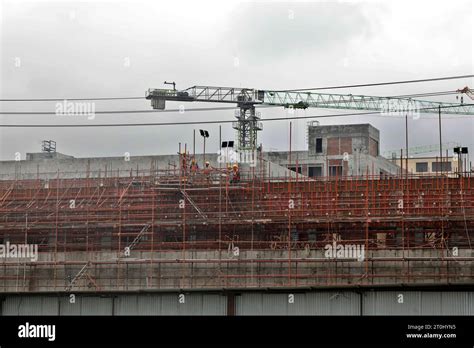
66,261 -> 91,291
180,190 -> 207,219
128,223 -> 151,251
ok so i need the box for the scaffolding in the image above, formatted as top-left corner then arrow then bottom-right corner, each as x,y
0,159 -> 473,292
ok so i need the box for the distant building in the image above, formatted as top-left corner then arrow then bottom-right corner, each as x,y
265,123 -> 400,177
390,156 -> 461,175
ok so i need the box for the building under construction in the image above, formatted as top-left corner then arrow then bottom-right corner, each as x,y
0,122 -> 473,315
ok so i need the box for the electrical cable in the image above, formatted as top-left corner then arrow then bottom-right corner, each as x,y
273,75 -> 474,92
0,104 -> 472,127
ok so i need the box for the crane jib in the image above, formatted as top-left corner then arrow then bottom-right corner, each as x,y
146,86 -> 474,115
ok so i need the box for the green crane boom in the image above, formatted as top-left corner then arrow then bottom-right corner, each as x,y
146,85 -> 474,150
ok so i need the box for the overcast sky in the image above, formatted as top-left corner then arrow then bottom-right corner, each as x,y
0,0 -> 473,160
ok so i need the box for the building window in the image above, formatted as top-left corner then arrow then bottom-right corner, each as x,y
315,138 -> 323,153
288,166 -> 302,174
308,166 -> 323,177
432,162 -> 452,172
329,165 -> 343,177
415,162 -> 428,173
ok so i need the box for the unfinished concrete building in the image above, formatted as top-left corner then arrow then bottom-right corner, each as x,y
0,123 -> 473,315
266,123 -> 400,177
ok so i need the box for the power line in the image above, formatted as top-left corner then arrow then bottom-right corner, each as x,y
1,75 -> 472,101
388,91 -> 458,98
0,104 -> 472,127
274,75 -> 474,92
0,105 -> 277,115
0,91 -> 464,115
0,97 -> 144,102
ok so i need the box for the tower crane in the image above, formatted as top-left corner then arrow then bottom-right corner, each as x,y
146,84 -> 474,151
457,86 -> 474,102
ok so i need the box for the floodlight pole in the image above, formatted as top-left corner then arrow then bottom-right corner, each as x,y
200,130 -> 209,166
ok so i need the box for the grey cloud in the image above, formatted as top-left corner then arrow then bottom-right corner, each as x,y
0,1 -> 472,160
225,2 -> 377,61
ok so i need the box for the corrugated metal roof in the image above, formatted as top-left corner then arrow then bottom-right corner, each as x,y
236,292 -> 360,315
1,291 -> 472,316
80,297 -> 113,315
3,296 -> 59,316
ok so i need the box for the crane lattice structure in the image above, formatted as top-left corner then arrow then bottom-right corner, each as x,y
146,84 -> 474,150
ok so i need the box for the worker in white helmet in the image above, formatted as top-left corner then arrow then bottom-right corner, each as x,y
202,161 -> 213,184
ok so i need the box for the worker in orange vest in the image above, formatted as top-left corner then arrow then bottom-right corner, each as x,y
203,161 -> 212,174
190,159 -> 199,173
231,163 -> 240,183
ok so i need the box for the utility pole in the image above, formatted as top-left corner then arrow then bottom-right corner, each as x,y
438,106 -> 443,175
193,129 -> 196,159
405,113 -> 409,176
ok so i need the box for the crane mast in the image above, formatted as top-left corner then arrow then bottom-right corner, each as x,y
146,86 -> 265,150
146,84 -> 474,151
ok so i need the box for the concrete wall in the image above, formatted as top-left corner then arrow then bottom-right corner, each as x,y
263,123 -> 400,177
308,123 -> 379,156
0,123 -> 400,180
0,152 -> 298,180
0,249 -> 472,293
26,152 -> 74,161
0,153 -> 209,180
263,150 -> 399,177
0,150 -> 398,181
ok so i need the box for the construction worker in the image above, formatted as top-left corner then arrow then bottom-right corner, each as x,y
231,163 -> 240,183
190,159 -> 199,173
224,164 -> 232,182
203,161 -> 211,173
203,161 -> 212,183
